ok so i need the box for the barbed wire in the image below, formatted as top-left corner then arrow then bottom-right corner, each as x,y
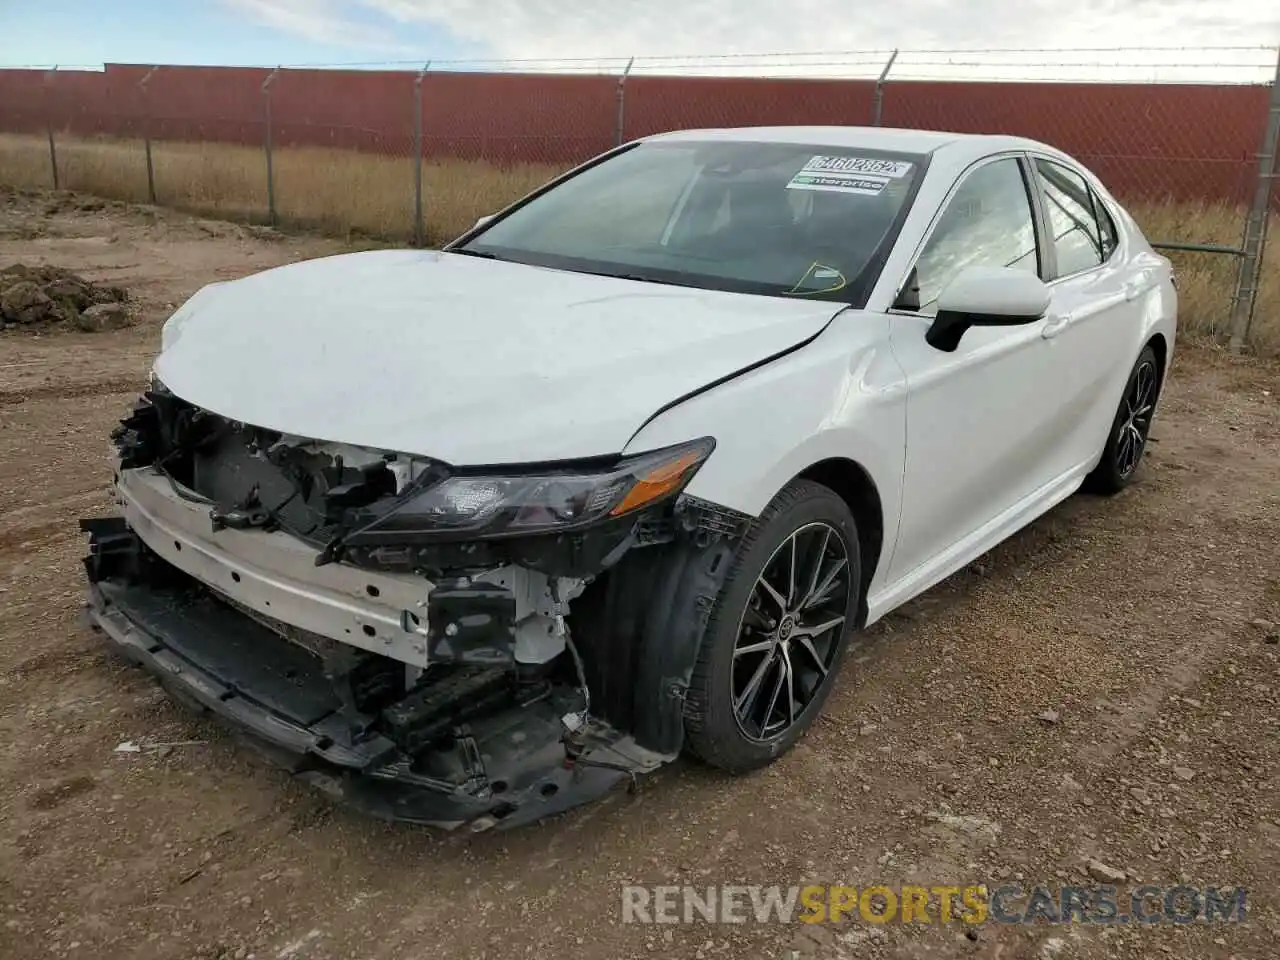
2,45 -> 1277,83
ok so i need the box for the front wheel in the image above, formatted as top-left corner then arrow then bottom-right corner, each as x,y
1084,344 -> 1161,495
683,479 -> 861,773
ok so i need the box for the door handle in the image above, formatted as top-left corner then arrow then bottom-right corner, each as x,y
1041,312 -> 1073,339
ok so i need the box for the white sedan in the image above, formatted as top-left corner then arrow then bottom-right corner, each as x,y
83,126 -> 1176,829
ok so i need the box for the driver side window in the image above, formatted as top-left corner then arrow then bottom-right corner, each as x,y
911,158 -> 1040,315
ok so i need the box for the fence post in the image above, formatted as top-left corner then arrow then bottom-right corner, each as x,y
261,67 -> 281,225
44,66 -> 59,190
872,50 -> 898,127
615,57 -> 635,146
138,66 -> 159,204
1229,45 -> 1280,353
413,62 -> 431,247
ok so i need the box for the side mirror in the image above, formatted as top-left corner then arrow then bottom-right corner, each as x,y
925,266 -> 1050,352
473,214 -> 495,229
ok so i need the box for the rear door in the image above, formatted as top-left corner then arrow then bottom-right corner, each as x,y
1027,155 -> 1147,478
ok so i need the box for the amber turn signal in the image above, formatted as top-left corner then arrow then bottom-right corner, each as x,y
610,448 -> 708,517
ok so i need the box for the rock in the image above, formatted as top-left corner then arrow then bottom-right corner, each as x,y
0,281 -> 52,323
859,722 -> 879,736
77,302 -> 131,331
49,298 -> 83,324
0,264 -> 129,331
1085,859 -> 1127,883
43,277 -> 96,311
92,284 -> 128,305
791,925 -> 836,952
1252,618 -> 1276,630
1172,766 -> 1195,781
924,810 -> 1002,844
1038,709 -> 1060,724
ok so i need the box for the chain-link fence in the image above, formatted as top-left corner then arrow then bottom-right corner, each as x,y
0,48 -> 1277,351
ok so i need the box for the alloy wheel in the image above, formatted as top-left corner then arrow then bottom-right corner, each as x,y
1116,359 -> 1157,478
731,521 -> 852,742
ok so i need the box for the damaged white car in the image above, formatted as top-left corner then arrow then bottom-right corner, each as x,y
82,126 -> 1176,829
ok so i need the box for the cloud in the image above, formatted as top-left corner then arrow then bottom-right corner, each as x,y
224,0 -> 414,54
356,0 -> 1279,62
228,0 -> 1279,79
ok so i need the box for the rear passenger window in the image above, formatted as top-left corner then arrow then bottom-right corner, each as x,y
1034,158 -> 1109,277
1092,193 -> 1119,259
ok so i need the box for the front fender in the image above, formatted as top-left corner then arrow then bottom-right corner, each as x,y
624,312 -> 907,597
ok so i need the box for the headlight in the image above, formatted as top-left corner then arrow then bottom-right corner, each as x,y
346,437 -> 715,543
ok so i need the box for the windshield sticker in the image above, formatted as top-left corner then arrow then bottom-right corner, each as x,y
801,155 -> 914,178
786,155 -> 913,195
785,261 -> 848,295
787,171 -> 889,196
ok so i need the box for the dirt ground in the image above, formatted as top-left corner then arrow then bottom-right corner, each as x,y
0,188 -> 1278,960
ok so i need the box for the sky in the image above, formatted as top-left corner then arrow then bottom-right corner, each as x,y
1,0 -> 1278,81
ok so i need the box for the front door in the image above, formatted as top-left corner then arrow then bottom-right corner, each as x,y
886,154 -> 1064,586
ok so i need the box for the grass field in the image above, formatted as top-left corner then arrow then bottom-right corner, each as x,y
1,132 -> 1276,355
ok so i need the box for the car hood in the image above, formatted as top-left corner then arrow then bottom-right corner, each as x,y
154,250 -> 842,465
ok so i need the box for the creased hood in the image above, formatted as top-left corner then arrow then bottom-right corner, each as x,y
154,250 -> 841,465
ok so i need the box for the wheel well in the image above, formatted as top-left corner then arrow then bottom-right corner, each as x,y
1147,333 -> 1168,391
797,458 -> 883,626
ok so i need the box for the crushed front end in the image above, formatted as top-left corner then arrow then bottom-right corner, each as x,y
82,383 -> 749,829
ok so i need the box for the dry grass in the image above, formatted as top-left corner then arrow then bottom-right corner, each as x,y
0,132 -> 560,243
1130,199 -> 1280,356
1,132 -> 1276,354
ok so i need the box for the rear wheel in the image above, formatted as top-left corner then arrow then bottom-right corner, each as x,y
683,479 -> 860,772
1085,344 -> 1160,495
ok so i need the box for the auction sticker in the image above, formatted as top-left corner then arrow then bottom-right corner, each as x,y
803,155 -> 914,178
786,155 -> 913,195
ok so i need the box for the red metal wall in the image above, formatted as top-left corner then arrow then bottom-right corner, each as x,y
0,64 -> 1270,205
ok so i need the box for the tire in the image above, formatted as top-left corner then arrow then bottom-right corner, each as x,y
683,479 -> 861,773
1084,344 -> 1161,496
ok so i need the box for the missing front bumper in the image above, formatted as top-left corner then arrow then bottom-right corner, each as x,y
81,529 -> 655,830
80,462 -> 749,828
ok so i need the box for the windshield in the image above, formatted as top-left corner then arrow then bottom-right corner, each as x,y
452,140 -> 926,303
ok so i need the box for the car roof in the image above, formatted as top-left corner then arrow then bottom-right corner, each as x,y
645,125 -> 1059,163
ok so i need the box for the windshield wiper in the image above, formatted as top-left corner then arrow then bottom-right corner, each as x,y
586,271 -> 661,283
450,248 -> 507,262
578,269 -> 706,288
